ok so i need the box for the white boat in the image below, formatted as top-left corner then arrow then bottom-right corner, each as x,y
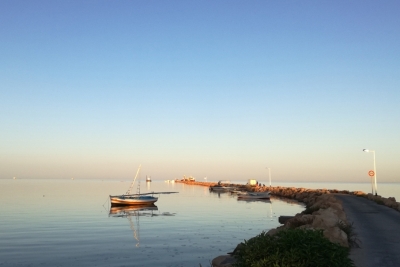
110,165 -> 178,206
237,191 -> 271,200
210,185 -> 235,192
110,165 -> 158,206
209,180 -> 235,192
146,176 -> 151,182
110,194 -> 158,205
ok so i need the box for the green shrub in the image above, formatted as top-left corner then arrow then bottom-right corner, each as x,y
233,229 -> 354,267
336,220 -> 360,248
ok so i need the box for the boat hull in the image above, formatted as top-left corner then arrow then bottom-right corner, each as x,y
110,195 -> 158,206
209,186 -> 234,192
237,192 -> 271,199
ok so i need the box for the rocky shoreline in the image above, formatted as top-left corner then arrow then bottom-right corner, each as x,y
175,180 -> 400,267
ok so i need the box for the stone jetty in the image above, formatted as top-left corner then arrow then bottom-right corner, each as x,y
175,180 -> 400,267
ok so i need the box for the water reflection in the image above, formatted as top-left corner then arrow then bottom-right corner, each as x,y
236,199 -> 272,203
109,205 -> 158,247
270,195 -> 304,205
109,204 -> 159,217
109,205 -> 176,247
209,190 -> 230,198
146,181 -> 151,191
236,199 -> 274,221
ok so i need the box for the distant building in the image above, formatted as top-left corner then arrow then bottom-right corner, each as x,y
247,179 -> 258,186
182,175 -> 195,181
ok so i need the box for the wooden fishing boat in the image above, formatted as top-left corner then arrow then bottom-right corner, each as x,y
237,191 -> 271,200
110,165 -> 177,206
110,194 -> 158,206
209,180 -> 235,192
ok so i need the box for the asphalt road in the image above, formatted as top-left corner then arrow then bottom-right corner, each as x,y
335,194 -> 400,267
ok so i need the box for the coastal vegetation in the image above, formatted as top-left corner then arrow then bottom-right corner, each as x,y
336,220 -> 360,248
233,229 -> 354,267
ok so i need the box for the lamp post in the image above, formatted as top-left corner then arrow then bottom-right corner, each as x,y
363,149 -> 377,196
266,167 -> 271,187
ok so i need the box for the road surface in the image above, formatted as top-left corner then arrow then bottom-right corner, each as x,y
335,194 -> 400,267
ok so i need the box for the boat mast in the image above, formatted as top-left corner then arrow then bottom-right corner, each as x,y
136,179 -> 141,195
126,164 -> 141,195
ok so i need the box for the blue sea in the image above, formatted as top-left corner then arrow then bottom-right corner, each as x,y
0,179 -> 398,267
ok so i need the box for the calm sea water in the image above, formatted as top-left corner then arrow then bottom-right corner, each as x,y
1,179 -> 398,267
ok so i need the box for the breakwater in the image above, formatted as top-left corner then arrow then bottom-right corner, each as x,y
176,180 -> 400,267
175,180 -> 400,211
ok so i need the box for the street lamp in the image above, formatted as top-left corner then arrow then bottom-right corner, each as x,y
363,149 -> 377,196
266,167 -> 271,187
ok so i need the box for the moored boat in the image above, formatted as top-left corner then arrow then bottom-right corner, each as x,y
237,191 -> 271,200
209,180 -> 235,192
110,194 -> 158,206
110,165 -> 158,206
110,164 -> 177,206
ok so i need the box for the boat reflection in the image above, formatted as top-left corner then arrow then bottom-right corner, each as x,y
109,204 -> 159,217
237,199 -> 272,203
109,205 -> 175,247
237,199 -> 274,221
209,190 -> 231,198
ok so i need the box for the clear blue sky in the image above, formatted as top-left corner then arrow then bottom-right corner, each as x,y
1,1 -> 399,182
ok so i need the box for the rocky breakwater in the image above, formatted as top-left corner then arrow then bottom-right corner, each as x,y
175,180 -> 218,187
212,185 -> 400,267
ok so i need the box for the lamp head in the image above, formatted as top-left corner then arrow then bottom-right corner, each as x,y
363,149 -> 369,152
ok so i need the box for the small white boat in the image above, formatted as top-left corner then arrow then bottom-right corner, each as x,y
110,165 -> 177,206
146,176 -> 151,182
209,186 -> 234,192
209,180 -> 235,192
237,191 -> 271,200
110,194 -> 158,206
110,165 -> 158,206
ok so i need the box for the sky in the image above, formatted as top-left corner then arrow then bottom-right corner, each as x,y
1,1 -> 399,183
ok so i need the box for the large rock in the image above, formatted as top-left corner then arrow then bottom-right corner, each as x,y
286,214 -> 314,228
312,207 -> 348,247
211,255 -> 236,267
310,194 -> 340,210
352,191 -> 366,197
383,197 -> 398,209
